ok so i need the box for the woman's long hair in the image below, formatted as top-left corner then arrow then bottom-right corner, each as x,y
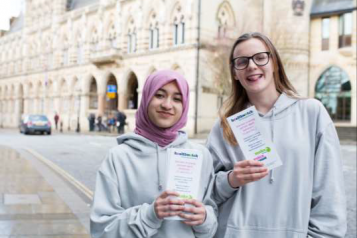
220,32 -> 299,145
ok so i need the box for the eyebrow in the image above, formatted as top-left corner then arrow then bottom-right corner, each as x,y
157,88 -> 182,96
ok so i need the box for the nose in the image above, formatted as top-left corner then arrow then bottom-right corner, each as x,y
161,98 -> 173,110
247,58 -> 258,70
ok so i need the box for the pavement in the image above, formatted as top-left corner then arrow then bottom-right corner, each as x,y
0,145 -> 90,238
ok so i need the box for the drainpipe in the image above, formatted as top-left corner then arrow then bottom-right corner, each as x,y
194,0 -> 202,135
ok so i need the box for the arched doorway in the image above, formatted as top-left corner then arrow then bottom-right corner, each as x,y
89,77 -> 98,110
315,66 -> 351,121
106,74 -> 118,112
127,73 -> 138,109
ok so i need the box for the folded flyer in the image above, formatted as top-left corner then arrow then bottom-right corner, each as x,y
227,106 -> 282,170
165,148 -> 203,220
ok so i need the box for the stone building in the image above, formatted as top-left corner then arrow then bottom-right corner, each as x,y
310,0 -> 357,129
0,0 -> 355,135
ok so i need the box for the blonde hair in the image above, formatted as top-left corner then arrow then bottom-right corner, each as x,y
220,32 -> 299,145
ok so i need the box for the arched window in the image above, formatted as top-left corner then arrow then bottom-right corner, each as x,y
76,30 -> 84,64
127,19 -> 137,53
173,5 -> 185,46
108,23 -> 117,48
315,66 -> 351,121
91,28 -> 100,51
60,80 -> 69,112
62,36 -> 70,66
149,13 -> 159,49
216,2 -> 235,39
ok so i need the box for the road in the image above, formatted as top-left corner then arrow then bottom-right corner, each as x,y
0,128 -> 355,237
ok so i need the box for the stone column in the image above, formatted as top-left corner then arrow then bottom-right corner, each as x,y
97,93 -> 106,116
118,92 -> 127,111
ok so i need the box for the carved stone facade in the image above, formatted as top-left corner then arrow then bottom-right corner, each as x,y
0,0 -> 355,134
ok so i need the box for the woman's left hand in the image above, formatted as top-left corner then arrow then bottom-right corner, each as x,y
179,199 -> 206,226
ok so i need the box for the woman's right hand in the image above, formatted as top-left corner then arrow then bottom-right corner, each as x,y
228,160 -> 269,188
154,190 -> 185,219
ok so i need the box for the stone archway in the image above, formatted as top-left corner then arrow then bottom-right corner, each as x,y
89,77 -> 98,110
127,73 -> 138,109
106,74 -> 118,112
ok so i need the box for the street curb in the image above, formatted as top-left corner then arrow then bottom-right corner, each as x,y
24,147 -> 94,200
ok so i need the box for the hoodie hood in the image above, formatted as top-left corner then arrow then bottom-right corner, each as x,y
258,93 -> 299,120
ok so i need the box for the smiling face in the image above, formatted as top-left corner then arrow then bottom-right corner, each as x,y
232,38 -> 277,97
147,81 -> 183,128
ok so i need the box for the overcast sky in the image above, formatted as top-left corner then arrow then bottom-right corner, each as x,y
0,0 -> 23,30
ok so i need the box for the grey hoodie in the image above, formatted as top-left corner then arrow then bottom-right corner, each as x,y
90,132 -> 218,238
206,93 -> 347,238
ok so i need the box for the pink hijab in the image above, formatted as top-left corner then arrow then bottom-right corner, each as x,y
134,70 -> 189,147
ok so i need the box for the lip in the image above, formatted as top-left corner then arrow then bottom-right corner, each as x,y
157,111 -> 174,117
246,74 -> 263,81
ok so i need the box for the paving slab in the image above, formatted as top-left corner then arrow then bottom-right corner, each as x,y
0,145 -> 90,237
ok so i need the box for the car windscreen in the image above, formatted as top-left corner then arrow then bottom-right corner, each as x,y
29,115 -> 48,121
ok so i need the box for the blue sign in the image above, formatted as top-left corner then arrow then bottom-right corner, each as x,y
107,85 -> 117,93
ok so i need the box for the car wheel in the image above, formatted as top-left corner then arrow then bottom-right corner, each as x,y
47,131 -> 51,135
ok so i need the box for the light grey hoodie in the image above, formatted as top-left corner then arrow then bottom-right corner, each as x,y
90,132 -> 217,238
206,93 -> 347,238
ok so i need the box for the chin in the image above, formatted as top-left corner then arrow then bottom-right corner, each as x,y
156,121 -> 174,128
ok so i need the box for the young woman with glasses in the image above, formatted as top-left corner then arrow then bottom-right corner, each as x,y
206,32 -> 346,238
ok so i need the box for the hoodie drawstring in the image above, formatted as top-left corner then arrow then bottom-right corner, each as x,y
156,146 -> 163,191
269,106 -> 276,184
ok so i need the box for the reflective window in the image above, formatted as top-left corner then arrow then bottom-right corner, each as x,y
339,12 -> 352,48
315,66 -> 351,121
321,18 -> 329,51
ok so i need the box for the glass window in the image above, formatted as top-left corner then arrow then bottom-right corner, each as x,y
321,18 -> 330,51
315,66 -> 351,121
174,23 -> 179,45
127,32 -> 136,53
339,12 -> 352,48
149,28 -> 154,49
180,22 -> 185,44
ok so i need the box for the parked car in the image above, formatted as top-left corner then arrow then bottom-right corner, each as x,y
20,115 -> 52,135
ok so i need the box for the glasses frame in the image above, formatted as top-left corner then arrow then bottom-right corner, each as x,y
231,52 -> 271,70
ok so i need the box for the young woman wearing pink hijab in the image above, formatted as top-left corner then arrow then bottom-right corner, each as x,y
90,70 -> 217,238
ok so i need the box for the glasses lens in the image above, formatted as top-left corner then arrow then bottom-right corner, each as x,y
253,52 -> 269,66
234,58 -> 249,70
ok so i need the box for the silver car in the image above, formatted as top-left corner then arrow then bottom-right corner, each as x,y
20,115 -> 52,135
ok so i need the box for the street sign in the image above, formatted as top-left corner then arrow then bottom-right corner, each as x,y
107,85 -> 117,99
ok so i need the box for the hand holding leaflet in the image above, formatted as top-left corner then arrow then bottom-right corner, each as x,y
165,148 -> 203,220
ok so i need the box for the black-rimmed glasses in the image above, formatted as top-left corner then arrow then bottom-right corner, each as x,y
231,52 -> 271,70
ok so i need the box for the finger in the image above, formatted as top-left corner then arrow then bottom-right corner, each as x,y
159,190 -> 180,199
159,211 -> 183,218
235,160 -> 264,168
179,212 -> 203,221
183,199 -> 202,206
166,197 -> 185,206
165,204 -> 185,212
240,166 -> 268,174
182,220 -> 204,226
239,171 -> 269,181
